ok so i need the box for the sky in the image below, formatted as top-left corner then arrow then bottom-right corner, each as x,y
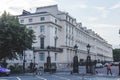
0,0 -> 120,48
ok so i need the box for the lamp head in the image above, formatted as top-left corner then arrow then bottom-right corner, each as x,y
86,44 -> 91,51
74,44 -> 78,49
47,45 -> 50,49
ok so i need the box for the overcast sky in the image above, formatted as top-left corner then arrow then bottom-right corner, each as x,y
0,0 -> 120,48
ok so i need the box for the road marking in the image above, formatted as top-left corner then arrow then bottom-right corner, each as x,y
52,75 -> 70,80
36,75 -> 47,80
16,77 -> 21,80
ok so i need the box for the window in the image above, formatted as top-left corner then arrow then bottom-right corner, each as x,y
69,18 -> 71,22
72,27 -> 73,34
66,35 -> 68,46
40,17 -> 45,21
28,26 -> 32,30
39,53 -> 45,61
55,19 -> 57,23
40,37 -> 44,49
20,19 -> 24,23
66,16 -> 68,20
40,25 -> 45,33
54,53 -> 57,61
66,24 -> 68,32
69,26 -> 71,33
55,27 -> 57,34
29,18 -> 33,22
54,37 -> 58,47
19,54 -> 23,61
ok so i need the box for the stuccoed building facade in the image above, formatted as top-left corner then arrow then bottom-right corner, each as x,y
18,5 -> 113,68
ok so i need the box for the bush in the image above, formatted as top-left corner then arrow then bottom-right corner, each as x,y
9,63 -> 23,74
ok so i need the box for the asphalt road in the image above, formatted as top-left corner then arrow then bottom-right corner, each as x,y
0,73 -> 120,80
0,66 -> 120,80
95,66 -> 119,76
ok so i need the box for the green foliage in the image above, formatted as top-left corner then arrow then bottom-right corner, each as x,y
0,11 -> 35,60
113,49 -> 120,61
1,59 -> 8,68
9,63 -> 23,74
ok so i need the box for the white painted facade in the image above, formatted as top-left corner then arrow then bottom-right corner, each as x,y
18,5 -> 113,68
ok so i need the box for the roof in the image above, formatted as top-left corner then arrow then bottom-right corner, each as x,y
18,11 -> 48,17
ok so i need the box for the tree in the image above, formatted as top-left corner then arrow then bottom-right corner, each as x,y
0,11 -> 35,60
113,49 -> 120,61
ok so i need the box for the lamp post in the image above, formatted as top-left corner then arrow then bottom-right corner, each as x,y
23,50 -> 26,73
86,44 -> 92,73
47,46 -> 51,72
73,44 -> 79,73
33,47 -> 35,69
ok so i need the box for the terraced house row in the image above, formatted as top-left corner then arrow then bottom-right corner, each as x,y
17,5 -> 113,68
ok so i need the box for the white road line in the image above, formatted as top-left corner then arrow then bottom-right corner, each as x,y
52,75 -> 70,80
36,75 -> 47,80
16,77 -> 21,80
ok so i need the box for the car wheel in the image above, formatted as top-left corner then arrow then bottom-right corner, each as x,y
5,73 -> 10,76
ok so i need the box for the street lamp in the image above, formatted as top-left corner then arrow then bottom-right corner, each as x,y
33,47 -> 35,69
86,44 -> 92,73
73,44 -> 79,73
47,46 -> 51,72
23,50 -> 26,73
86,44 -> 91,54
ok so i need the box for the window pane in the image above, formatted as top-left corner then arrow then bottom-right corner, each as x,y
39,53 -> 45,61
20,20 -> 24,23
40,25 -> 45,32
29,18 -> 32,22
40,37 -> 44,49
40,17 -> 45,21
55,19 -> 57,23
28,26 -> 32,30
55,53 -> 57,61
55,27 -> 57,34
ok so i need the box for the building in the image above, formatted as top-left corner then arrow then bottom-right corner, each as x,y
18,5 -> 113,68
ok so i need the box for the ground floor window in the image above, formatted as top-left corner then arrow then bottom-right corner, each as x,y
39,53 -> 45,61
55,53 -> 57,61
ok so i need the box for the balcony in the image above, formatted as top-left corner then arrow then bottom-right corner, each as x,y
33,46 -> 63,52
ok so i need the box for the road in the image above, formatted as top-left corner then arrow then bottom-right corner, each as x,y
95,66 -> 119,76
0,73 -> 120,80
0,66 -> 120,80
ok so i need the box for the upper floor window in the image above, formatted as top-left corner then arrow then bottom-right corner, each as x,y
55,27 -> 57,34
28,26 -> 32,30
20,19 -> 24,23
72,27 -> 73,34
66,23 -> 69,33
29,18 -> 33,22
39,53 -> 45,61
40,25 -> 45,33
71,19 -> 73,23
40,37 -> 44,49
55,19 -> 57,23
40,17 -> 45,21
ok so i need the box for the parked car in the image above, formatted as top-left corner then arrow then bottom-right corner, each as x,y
0,64 -> 11,76
104,63 -> 109,67
104,63 -> 112,67
95,63 -> 103,68
112,62 -> 119,66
